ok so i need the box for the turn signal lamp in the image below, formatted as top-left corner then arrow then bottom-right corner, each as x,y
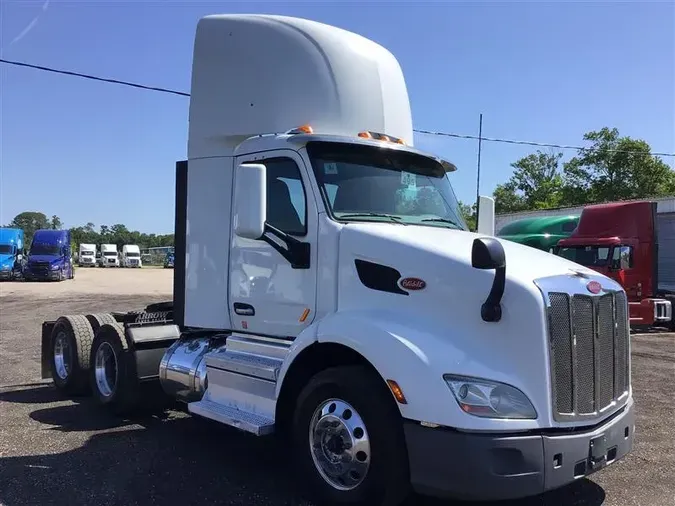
287,124 -> 314,134
357,131 -> 406,145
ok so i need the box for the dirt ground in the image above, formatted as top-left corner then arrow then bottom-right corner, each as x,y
0,270 -> 673,506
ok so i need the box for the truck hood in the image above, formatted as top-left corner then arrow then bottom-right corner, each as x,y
335,222 -> 617,426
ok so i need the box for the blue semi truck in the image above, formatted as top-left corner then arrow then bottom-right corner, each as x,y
24,229 -> 74,282
0,228 -> 25,280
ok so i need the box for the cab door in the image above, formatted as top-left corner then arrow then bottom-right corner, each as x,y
229,149 -> 319,338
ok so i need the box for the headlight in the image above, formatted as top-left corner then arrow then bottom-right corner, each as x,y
51,264 -> 60,270
444,374 -> 537,419
1,265 -> 9,271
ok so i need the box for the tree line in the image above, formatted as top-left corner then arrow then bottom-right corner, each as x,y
4,212 -> 174,251
458,127 -> 675,226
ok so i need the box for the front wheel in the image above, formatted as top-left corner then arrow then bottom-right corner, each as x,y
292,366 -> 410,506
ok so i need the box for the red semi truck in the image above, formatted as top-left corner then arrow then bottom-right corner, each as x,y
554,200 -> 675,329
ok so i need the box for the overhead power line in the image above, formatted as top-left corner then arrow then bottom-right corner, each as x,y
2,57 -> 674,158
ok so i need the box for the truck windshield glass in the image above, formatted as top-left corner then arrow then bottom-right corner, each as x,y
81,251 -> 94,256
557,246 -> 615,267
30,244 -> 60,256
306,141 -> 467,230
126,252 -> 140,257
0,245 -> 14,255
103,251 -> 117,256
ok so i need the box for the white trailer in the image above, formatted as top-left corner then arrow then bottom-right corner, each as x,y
99,243 -> 119,267
78,243 -> 97,267
39,15 -> 634,506
121,244 -> 142,268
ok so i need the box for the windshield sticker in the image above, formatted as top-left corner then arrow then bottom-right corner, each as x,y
401,172 -> 416,188
324,162 -> 338,175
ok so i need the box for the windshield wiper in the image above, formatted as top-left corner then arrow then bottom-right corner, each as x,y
337,213 -> 406,223
420,218 -> 462,229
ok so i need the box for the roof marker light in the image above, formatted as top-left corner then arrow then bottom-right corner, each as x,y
357,131 -> 406,145
287,124 -> 313,134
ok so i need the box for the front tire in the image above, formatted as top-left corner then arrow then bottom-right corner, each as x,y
292,365 -> 410,506
89,323 -> 140,414
50,315 -> 95,395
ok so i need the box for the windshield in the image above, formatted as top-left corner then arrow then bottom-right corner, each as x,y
30,244 -> 60,256
0,245 -> 14,255
306,141 -> 467,230
557,246 -> 619,267
103,251 -> 117,256
126,252 -> 140,257
81,250 -> 94,256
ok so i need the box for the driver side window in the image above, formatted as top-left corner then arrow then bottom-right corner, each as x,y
264,158 -> 307,237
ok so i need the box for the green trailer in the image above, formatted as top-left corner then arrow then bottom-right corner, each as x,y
497,215 -> 579,252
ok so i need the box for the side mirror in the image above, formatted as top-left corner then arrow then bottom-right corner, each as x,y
233,163 -> 267,240
476,196 -> 495,236
472,237 -> 506,322
472,237 -> 505,270
619,246 -> 631,270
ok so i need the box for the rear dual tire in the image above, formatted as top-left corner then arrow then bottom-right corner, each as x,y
49,315 -> 95,395
89,323 -> 140,414
292,366 -> 410,506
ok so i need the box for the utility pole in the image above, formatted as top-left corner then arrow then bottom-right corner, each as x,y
475,113 -> 483,231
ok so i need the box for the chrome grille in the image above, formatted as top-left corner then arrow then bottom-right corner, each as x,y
548,290 -> 630,421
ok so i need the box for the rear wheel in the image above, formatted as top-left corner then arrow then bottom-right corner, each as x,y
85,313 -> 117,335
50,315 -> 95,395
89,323 -> 140,414
292,365 -> 410,506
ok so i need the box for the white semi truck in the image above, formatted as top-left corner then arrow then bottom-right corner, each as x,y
78,243 -> 97,267
40,14 -> 634,506
99,243 -> 119,267
121,244 -> 142,268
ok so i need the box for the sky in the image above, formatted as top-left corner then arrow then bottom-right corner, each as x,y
1,0 -> 673,234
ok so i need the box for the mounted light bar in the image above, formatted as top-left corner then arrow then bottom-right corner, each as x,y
357,131 -> 406,145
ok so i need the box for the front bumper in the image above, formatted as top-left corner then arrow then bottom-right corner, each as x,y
0,269 -> 14,280
404,399 -> 635,501
24,269 -> 62,280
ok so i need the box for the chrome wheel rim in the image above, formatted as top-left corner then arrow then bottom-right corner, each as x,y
309,398 -> 371,491
53,331 -> 71,380
94,342 -> 118,397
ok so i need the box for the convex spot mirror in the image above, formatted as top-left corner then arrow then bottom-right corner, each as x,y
234,163 -> 267,240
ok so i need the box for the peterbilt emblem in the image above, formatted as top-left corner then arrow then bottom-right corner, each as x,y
586,281 -> 602,294
400,278 -> 426,291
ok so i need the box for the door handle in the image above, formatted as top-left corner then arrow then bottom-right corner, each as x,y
233,303 -> 255,316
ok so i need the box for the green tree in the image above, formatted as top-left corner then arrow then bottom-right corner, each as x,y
458,201 -> 477,231
493,151 -> 565,213
8,211 -> 51,247
562,127 -> 675,205
50,215 -> 62,230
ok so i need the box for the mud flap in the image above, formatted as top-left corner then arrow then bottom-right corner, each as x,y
41,321 -> 56,379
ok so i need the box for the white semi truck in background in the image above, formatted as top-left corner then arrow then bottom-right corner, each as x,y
121,244 -> 142,268
99,243 -> 119,267
78,243 -> 97,267
40,15 -> 634,506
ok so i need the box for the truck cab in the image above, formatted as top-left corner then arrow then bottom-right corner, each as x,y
39,15 -> 635,506
0,228 -> 25,280
498,215 -> 579,252
24,229 -> 73,281
121,244 -> 142,268
554,201 -> 672,327
100,244 -> 120,267
78,243 -> 97,267
163,249 -> 175,268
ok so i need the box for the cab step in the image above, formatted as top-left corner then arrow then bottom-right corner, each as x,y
188,399 -> 275,436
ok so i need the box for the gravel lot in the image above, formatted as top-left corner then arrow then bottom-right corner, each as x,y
0,269 -> 673,506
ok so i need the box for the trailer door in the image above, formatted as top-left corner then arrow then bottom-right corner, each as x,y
657,212 -> 675,292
